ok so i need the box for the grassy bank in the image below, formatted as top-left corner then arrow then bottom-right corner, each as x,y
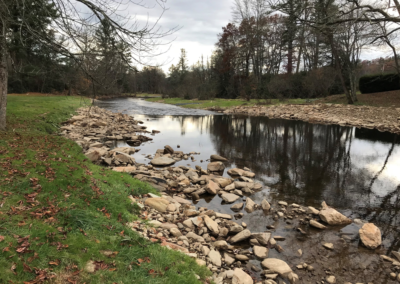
0,95 -> 210,283
145,97 -> 306,109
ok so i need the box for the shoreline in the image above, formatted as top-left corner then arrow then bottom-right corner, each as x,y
143,97 -> 400,135
221,104 -> 400,135
60,104 -> 395,284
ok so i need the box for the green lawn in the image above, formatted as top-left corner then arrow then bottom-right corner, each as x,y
0,95 -> 210,283
145,97 -> 307,109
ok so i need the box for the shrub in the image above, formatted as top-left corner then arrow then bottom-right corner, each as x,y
359,73 -> 400,94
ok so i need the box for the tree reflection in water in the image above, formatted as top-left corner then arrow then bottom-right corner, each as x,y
169,115 -> 400,251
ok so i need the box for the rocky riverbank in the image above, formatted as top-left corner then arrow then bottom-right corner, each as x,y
60,106 -> 400,284
223,104 -> 400,135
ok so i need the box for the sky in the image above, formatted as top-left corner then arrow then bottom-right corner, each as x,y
120,0 -> 233,73
116,0 -> 392,74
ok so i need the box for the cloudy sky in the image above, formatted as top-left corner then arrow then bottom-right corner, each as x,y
115,0 -> 390,73
119,0 -> 233,73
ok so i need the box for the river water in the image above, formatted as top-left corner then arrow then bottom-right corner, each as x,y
96,98 -> 400,283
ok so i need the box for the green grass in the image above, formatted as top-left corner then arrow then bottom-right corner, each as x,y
0,95 -> 210,283
145,97 -> 306,109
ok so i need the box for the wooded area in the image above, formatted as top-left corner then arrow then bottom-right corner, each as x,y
1,0 -> 400,130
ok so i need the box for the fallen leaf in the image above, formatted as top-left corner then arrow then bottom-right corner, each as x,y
0,235 -> 4,242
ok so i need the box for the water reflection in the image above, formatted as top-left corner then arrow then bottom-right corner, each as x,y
96,98 -> 400,257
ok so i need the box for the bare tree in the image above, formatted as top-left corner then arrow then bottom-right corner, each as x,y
0,0 -> 176,130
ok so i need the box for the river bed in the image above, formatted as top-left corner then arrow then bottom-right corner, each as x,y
96,98 -> 400,283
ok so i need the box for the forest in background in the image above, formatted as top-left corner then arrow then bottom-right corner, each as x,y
6,0 -> 400,104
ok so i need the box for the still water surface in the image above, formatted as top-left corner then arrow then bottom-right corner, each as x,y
96,98 -> 400,282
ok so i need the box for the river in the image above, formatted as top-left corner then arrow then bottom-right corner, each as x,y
96,97 -> 400,283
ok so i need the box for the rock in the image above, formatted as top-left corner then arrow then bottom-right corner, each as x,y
183,219 -> 194,229
212,177 -> 233,188
210,154 -> 228,162
161,241 -> 189,253
215,212 -> 232,219
170,228 -> 182,237
235,254 -> 249,261
166,204 -> 176,212
110,147 -> 135,154
207,161 -> 225,172
323,243 -> 334,250
164,145 -> 174,154
359,223 -> 382,249
148,220 -> 162,227
227,168 -> 245,176
213,240 -> 228,249
326,275 -> 336,283
251,232 -> 271,246
225,183 -> 236,191
206,180 -> 220,195
112,166 -> 137,173
224,252 -> 235,265
85,260 -> 96,273
204,215 -> 220,235
392,251 -> 400,262
261,258 -> 293,277
229,223 -> 244,233
253,246 -> 269,258
307,206 -> 320,215
144,198 -> 170,213
202,246 -> 210,256
231,203 -> 244,210
309,220 -> 327,229
261,199 -> 271,211
150,157 -> 176,166
196,259 -> 206,266
173,196 -> 192,205
222,193 -> 241,203
229,229 -> 251,243
319,204 -> 352,225
186,232 -> 205,243
191,216 -> 204,227
85,150 -> 101,162
232,268 -> 253,284
245,197 -> 256,213
208,249 -> 222,267
160,223 -> 178,230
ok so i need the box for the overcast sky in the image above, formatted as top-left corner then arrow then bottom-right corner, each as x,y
120,0 -> 232,73
119,0 -> 391,73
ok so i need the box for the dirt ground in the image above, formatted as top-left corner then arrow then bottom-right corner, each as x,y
317,90 -> 400,108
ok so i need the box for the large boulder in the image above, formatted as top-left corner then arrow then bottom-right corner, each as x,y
319,203 -> 352,225
144,198 -> 170,213
232,268 -> 253,284
359,223 -> 382,249
150,157 -> 176,166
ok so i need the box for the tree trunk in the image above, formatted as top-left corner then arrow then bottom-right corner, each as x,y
329,34 -> 354,104
0,19 -> 8,131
